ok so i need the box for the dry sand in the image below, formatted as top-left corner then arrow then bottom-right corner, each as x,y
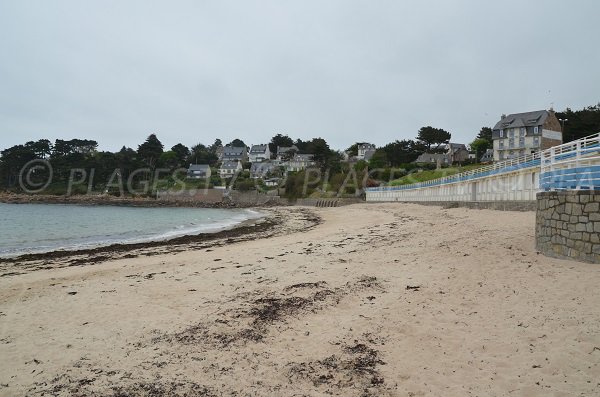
1,203 -> 599,396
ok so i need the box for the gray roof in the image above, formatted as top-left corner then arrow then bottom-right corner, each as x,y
220,160 -> 240,170
493,110 -> 548,130
223,145 -> 246,155
188,164 -> 210,171
250,161 -> 278,172
480,149 -> 494,162
250,144 -> 268,154
415,153 -> 449,163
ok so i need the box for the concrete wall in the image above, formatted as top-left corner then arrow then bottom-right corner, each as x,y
536,191 -> 600,264
367,167 -> 539,203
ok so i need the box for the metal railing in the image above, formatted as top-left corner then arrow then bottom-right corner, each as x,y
368,133 -> 600,192
540,133 -> 600,190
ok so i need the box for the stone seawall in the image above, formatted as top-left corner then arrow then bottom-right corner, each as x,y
536,191 -> 600,264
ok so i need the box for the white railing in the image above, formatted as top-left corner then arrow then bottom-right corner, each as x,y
540,133 -> 600,190
368,148 -> 542,192
368,132 -> 600,193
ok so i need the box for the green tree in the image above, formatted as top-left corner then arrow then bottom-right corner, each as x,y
381,139 -> 424,166
171,143 -> 190,167
306,138 -> 331,170
137,134 -> 164,169
470,138 -> 491,160
477,127 -> 493,145
555,104 -> 600,142
269,133 -> 294,156
417,126 -> 451,150
209,139 -> 223,153
229,139 -> 246,148
368,149 -> 388,169
188,143 -> 218,166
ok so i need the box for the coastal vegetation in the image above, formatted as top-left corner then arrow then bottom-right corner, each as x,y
1,104 -> 598,198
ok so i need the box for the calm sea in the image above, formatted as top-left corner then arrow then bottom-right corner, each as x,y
0,203 -> 262,257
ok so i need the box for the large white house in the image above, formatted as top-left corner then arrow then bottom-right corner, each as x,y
219,160 -> 242,178
248,144 -> 271,162
492,110 -> 562,161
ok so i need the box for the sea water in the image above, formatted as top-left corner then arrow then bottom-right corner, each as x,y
0,203 -> 262,257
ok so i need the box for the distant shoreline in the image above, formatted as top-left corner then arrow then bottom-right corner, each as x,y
0,192 -> 284,209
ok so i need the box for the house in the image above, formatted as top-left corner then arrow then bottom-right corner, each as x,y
222,145 -> 248,162
248,144 -> 271,163
187,164 -> 211,179
357,143 -> 376,160
480,149 -> 494,164
363,149 -> 376,162
250,161 -> 280,179
276,145 -> 299,161
414,153 -> 450,166
492,109 -> 562,162
285,153 -> 315,172
444,143 -> 469,164
219,160 -> 242,178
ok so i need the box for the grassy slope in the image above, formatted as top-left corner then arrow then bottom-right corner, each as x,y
389,164 -> 483,186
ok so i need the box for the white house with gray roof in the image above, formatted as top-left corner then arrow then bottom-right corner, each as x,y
187,164 -> 211,179
357,143 -> 376,160
222,145 -> 248,162
249,144 -> 271,163
250,160 -> 280,178
219,160 -> 242,178
285,153 -> 315,172
492,109 -> 562,161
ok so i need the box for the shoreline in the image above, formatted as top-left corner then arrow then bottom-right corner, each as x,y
0,191 -> 288,208
0,207 -> 321,276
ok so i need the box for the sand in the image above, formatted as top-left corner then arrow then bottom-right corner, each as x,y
1,203 -> 599,396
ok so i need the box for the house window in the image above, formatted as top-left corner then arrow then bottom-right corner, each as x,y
519,137 -> 525,147
533,126 -> 539,134
499,140 -> 504,149
509,139 -> 514,148
520,128 -> 526,136
500,129 -> 504,138
509,130 -> 514,138
533,136 -> 540,146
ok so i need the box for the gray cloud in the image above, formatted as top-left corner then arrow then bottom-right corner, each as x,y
1,0 -> 599,152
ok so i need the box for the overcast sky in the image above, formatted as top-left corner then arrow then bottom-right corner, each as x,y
1,0 -> 599,152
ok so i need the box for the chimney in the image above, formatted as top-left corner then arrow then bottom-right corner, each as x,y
501,114 -> 506,119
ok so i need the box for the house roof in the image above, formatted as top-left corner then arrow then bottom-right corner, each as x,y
220,160 -> 241,170
480,149 -> 494,162
250,144 -> 269,154
188,164 -> 210,171
250,161 -> 278,172
493,110 -> 548,131
358,143 -> 376,150
415,153 -> 449,163
223,145 -> 246,155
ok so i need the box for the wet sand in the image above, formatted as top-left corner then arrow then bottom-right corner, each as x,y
1,203 -> 599,396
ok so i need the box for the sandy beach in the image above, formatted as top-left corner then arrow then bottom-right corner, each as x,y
1,203 -> 599,396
